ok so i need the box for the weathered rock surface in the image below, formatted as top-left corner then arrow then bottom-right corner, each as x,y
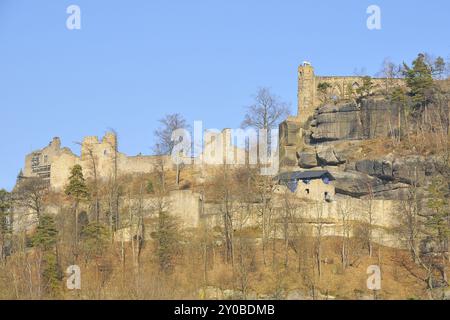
316,145 -> 346,166
279,118 -> 304,167
278,97 -> 444,200
355,159 -> 394,180
297,151 -> 318,168
330,170 -> 410,199
310,100 -> 401,143
354,156 -> 436,186
297,144 -> 348,169
330,170 -> 381,198
280,118 -> 303,147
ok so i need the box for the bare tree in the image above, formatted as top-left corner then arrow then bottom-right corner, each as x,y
154,113 -> 189,155
255,175 -> 275,266
209,166 -> 237,265
14,177 -> 49,220
124,177 -> 146,295
313,202 -> 325,279
234,166 -> 257,298
364,185 -> 376,257
77,141 -> 100,222
393,169 -> 444,297
378,57 -> 402,96
154,143 -> 167,192
395,172 -> 422,264
241,87 -> 290,130
337,199 -> 353,269
154,113 -> 189,186
280,188 -> 299,269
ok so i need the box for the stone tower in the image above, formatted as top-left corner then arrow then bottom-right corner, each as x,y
297,62 -> 316,121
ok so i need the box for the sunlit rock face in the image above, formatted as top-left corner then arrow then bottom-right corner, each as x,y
310,100 -> 402,143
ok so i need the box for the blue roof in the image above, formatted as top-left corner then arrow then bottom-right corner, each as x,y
275,170 -> 335,182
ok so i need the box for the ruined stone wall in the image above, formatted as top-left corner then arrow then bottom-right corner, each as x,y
23,137 -> 76,181
21,133 -> 175,191
21,129 -> 254,191
119,154 -> 172,175
111,190 -> 202,241
201,196 -> 401,248
50,151 -> 80,190
297,63 -> 404,122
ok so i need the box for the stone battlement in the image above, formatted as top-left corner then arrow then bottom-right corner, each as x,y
20,129 -> 254,191
297,62 -> 404,122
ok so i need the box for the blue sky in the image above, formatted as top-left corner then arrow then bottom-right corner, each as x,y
0,0 -> 449,190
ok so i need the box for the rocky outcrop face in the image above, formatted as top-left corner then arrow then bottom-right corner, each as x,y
310,100 -> 401,143
279,118 -> 304,167
355,159 -> 394,181
297,145 -> 347,169
330,170 -> 379,198
297,151 -> 317,168
353,156 -> 436,186
316,145 -> 346,166
330,170 -> 411,199
278,97 -> 444,200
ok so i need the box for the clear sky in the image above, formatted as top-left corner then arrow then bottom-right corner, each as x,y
0,0 -> 449,190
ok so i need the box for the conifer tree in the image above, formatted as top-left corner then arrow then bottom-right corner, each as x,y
0,189 -> 12,261
403,53 -> 435,110
65,165 -> 90,257
31,215 -> 61,296
65,165 -> 89,201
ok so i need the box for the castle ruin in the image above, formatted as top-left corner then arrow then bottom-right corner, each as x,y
16,62 -> 413,249
20,129 -> 257,191
297,62 -> 404,121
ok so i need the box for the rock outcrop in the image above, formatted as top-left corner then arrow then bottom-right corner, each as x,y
330,170 -> 411,199
316,145 -> 346,166
310,100 -> 401,143
278,98 -> 444,200
297,150 -> 317,168
279,118 -> 304,167
354,156 -> 436,186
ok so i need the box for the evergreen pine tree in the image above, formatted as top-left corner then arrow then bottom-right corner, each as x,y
65,165 -> 90,258
65,164 -> 89,201
403,53 -> 435,110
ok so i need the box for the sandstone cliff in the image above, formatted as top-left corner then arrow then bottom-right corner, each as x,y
279,98 -> 447,199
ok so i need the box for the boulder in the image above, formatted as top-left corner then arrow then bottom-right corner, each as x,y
392,156 -> 435,185
279,118 -> 304,167
297,151 -> 318,168
368,182 -> 411,200
317,146 -> 346,166
330,170 -> 382,197
279,119 -> 302,146
354,155 -> 437,186
355,159 -> 393,180
332,169 -> 413,199
280,145 -> 298,167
